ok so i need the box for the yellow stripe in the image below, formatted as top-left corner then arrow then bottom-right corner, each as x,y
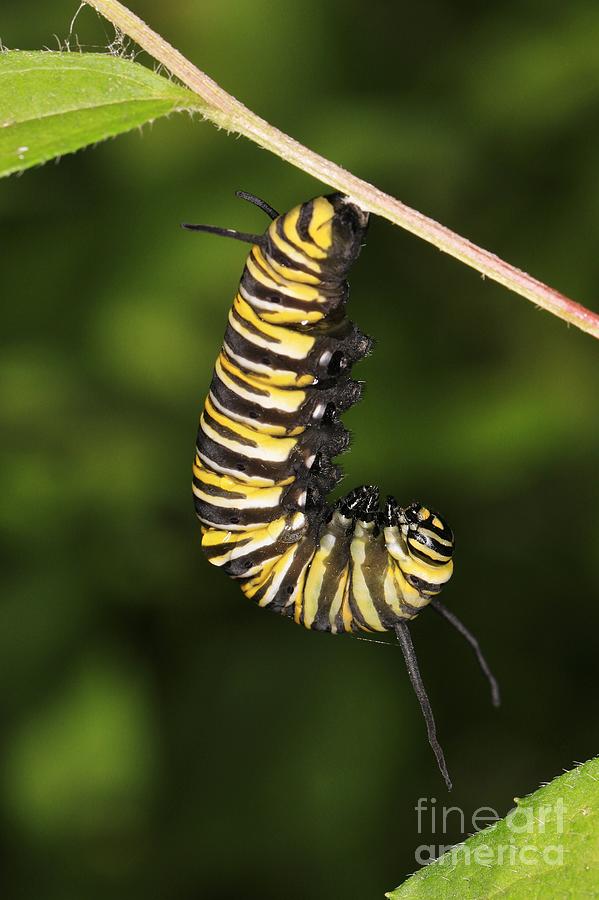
196,445 -> 289,485
349,527 -> 385,632
257,542 -> 299,607
250,304 -> 324,326
216,354 -> 307,413
328,566 -> 349,632
208,392 -> 302,440
418,525 -> 453,548
341,578 -> 353,632
247,252 -> 322,303
390,561 -> 431,609
202,518 -> 287,567
199,414 -> 296,464
192,482 -> 283,510
223,342 -> 315,389
202,528 -> 250,549
293,553 -> 316,624
269,227 -> 323,275
400,554 -> 454,586
241,554 -> 283,598
263,249 -> 321,285
242,526 -> 306,601
407,537 -> 452,563
307,196 -> 334,249
194,459 -> 250,494
302,546 -> 330,629
213,357 -> 272,408
383,565 -> 404,616
193,461 -> 285,508
232,294 -> 315,359
281,206 -> 328,260
205,395 -> 296,457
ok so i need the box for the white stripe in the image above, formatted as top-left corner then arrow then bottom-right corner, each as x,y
214,358 -> 305,413
197,447 -> 276,486
208,391 -> 300,439
223,341 -> 310,384
192,483 -> 282,509
258,544 -> 301,607
229,306 -> 314,361
239,283 -> 286,315
195,513 -> 271,532
239,282 -> 315,315
209,527 -> 287,567
228,310 -> 281,354
200,416 -> 295,463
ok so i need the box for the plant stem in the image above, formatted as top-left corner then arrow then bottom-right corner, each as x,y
84,0 -> 599,339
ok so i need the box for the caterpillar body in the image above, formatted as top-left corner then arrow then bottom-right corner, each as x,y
186,192 -> 499,789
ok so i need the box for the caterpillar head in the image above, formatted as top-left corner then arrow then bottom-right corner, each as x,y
399,502 -> 455,569
322,194 -> 370,279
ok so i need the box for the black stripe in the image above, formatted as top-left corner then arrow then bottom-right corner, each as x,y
347,589 -> 373,632
400,600 -> 422,617
210,373 -> 305,428
196,431 -> 298,482
216,358 -> 270,397
204,405 -> 339,462
406,573 -> 443,595
210,372 -> 343,430
192,475 -> 247,501
270,529 -> 318,615
223,539 -> 293,578
202,408 -> 259,449
360,538 -> 403,630
409,530 -> 452,556
203,535 -> 252,560
226,315 -> 371,379
194,496 -> 282,528
231,303 -> 281,345
249,246 -> 289,286
296,201 -> 315,244
243,569 -> 276,605
241,270 -> 319,313
266,228 -> 320,277
223,325 -> 310,377
407,536 -> 451,566
311,531 -> 352,632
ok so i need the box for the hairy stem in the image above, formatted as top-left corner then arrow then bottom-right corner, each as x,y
84,0 -> 599,339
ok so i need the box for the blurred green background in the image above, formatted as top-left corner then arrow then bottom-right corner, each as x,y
1,1 -> 598,898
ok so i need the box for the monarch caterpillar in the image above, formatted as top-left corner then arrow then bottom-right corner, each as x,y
185,191 -> 499,789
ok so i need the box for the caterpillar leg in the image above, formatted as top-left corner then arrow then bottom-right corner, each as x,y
394,621 -> 452,791
430,598 -> 500,707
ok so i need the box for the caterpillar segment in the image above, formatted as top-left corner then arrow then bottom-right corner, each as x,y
186,191 -> 499,790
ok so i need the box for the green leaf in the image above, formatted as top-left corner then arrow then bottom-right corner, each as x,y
388,758 -> 599,899
0,50 -> 203,177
